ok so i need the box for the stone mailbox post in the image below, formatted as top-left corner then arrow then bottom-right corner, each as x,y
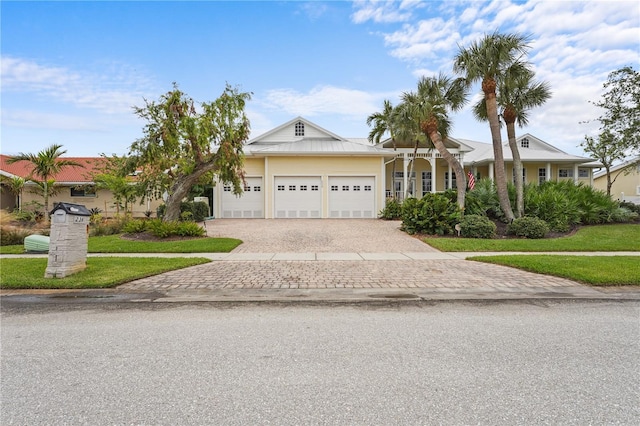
45,202 -> 91,278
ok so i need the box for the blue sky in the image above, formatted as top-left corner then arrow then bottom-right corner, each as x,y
2,0 -> 639,157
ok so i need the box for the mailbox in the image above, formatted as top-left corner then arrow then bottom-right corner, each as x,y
45,202 -> 91,278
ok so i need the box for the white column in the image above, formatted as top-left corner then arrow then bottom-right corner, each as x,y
546,162 -> 552,182
447,164 -> 452,189
573,163 -> 579,184
488,162 -> 494,181
403,153 -> 409,199
264,157 -> 270,218
589,169 -> 594,187
430,158 -> 437,193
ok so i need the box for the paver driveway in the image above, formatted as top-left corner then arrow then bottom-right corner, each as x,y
203,219 -> 438,253
119,219 -> 599,297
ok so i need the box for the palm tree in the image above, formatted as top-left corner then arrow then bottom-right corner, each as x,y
367,100 -> 400,199
0,176 -> 25,211
7,144 -> 83,220
454,31 -> 531,221
473,66 -> 551,217
401,74 -> 469,209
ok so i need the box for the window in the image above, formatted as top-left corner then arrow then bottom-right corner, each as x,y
311,185 -> 319,191
331,185 -> 338,191
421,171 -> 432,197
538,168 -> 546,185
512,167 -> 526,184
444,172 -> 457,189
559,169 -> 573,178
578,168 -> 589,178
364,185 -> 372,191
295,121 -> 305,137
342,185 -> 349,191
289,185 -> 296,191
244,185 -> 251,192
277,185 -> 285,191
254,186 -> 261,192
70,186 -> 96,197
223,185 -> 232,192
354,185 -> 360,191
300,185 -> 307,191
520,137 -> 529,148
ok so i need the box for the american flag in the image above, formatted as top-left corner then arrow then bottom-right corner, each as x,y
467,171 -> 476,190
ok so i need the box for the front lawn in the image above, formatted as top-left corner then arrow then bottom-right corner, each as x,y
424,224 -> 640,252
468,255 -> 640,286
0,235 -> 242,254
0,257 -> 211,289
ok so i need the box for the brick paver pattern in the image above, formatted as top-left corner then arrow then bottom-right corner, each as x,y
119,259 -> 584,291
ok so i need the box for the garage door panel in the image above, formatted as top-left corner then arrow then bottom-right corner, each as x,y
329,177 -> 375,219
221,177 -> 264,218
274,177 -> 322,219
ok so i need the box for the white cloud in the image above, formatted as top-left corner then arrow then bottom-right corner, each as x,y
350,0 -> 639,154
1,56 -> 156,114
261,85 -> 391,118
351,0 -> 422,24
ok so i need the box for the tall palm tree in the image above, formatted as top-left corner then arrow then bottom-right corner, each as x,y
368,100 -> 400,199
473,66 -> 551,217
7,144 -> 83,220
401,74 -> 469,209
454,31 -> 531,221
0,176 -> 25,211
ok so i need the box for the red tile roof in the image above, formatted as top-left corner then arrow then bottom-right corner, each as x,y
0,154 -> 107,183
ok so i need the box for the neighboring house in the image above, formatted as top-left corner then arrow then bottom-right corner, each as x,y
212,117 -> 601,219
0,155 -> 161,217
593,157 -> 640,204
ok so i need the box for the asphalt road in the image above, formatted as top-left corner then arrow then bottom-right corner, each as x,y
1,301 -> 639,425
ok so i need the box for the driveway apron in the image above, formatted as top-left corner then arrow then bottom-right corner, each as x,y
118,219 -> 601,297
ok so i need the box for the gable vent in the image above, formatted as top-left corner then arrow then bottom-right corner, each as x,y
295,121 -> 305,137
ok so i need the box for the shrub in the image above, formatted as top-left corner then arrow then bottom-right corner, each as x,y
0,228 -> 32,245
123,219 -> 147,234
507,216 -> 550,239
610,207 -> 639,223
175,221 -> 205,237
379,198 -> 402,220
146,219 -> 173,238
465,178 -> 504,220
459,214 -> 496,239
401,193 -> 462,235
619,201 -> 640,215
89,215 -> 131,237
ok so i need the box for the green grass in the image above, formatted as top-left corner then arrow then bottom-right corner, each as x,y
0,257 -> 211,289
424,224 -> 640,252
469,255 -> 640,286
0,235 -> 242,254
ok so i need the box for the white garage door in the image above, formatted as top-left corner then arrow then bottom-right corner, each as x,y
221,177 -> 264,218
274,176 -> 322,218
328,176 -> 375,218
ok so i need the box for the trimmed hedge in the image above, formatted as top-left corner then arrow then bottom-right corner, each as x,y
507,216 -> 550,239
460,214 -> 496,239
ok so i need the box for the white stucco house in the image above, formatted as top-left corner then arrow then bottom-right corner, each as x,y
211,117 -> 600,219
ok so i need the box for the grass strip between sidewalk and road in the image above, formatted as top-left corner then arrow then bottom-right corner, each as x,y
0,257 -> 211,289
468,255 -> 640,286
425,224 -> 640,252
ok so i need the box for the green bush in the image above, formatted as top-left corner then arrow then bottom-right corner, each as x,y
459,214 -> 496,239
401,193 -> 462,235
123,219 -> 147,234
146,219 -> 173,238
619,201 -> 640,215
90,215 -> 131,237
379,198 -> 402,220
464,178 -> 504,220
175,221 -> 205,237
610,207 -> 639,223
507,216 -> 550,239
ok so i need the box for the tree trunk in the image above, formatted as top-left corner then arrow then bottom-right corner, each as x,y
428,130 -> 466,210
484,87 -> 515,221
163,161 -> 219,221
505,121 -> 524,218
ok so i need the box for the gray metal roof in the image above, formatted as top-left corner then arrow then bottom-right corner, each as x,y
247,138 -> 386,155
